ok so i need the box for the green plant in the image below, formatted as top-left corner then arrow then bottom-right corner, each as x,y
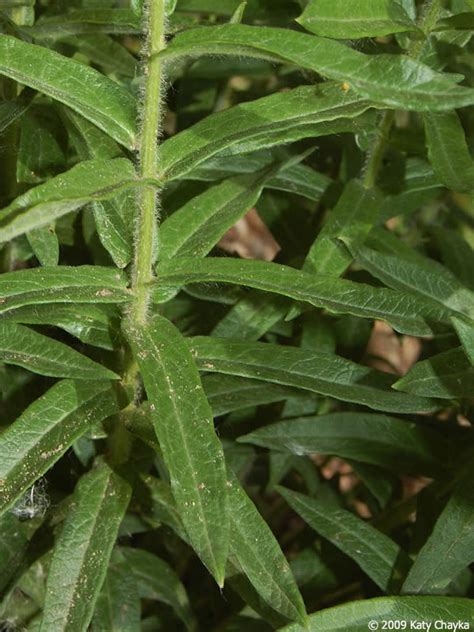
0,0 -> 473,629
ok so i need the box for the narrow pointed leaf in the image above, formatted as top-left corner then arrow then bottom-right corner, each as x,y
278,486 -> 411,592
189,337 -> 439,414
0,35 -> 136,148
304,179 -> 382,277
0,266 -> 130,315
128,315 -> 230,586
28,9 -> 141,39
402,462 -> 474,595
394,348 -> 474,399
345,240 -> 474,321
0,380 -> 121,518
160,24 -> 474,111
92,553 -> 141,632
297,0 -> 416,39
160,169 -> 276,260
424,111 -> 474,193
0,159 -> 139,243
155,257 -> 450,336
27,225 -> 60,267
158,83 -> 375,180
203,374 -> 300,416
281,596 -> 474,631
0,322 -> 119,379
119,547 -> 196,631
39,461 -> 131,632
239,412 -> 447,476
212,293 -> 289,340
2,303 -> 119,350
227,473 -> 307,626
452,316 -> 474,365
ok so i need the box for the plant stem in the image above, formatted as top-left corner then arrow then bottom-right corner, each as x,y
130,0 -> 166,326
362,110 -> 395,190
362,0 -> 442,189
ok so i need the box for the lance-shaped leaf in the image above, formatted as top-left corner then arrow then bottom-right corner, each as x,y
278,487 -> 411,592
297,0 -> 416,39
452,316 -> 474,365
305,179 -> 383,277
0,159 -> 139,243
203,374 -> 300,416
0,35 -> 136,148
160,24 -> 474,111
0,322 -> 119,379
189,337 -> 439,414
0,266 -> 130,315
189,152 -> 332,203
155,257 -> 450,336
212,293 -> 289,341
28,9 -> 141,39
0,380 -> 121,518
2,303 -> 119,350
128,314 -> 230,586
239,412 -> 447,476
27,225 -> 60,267
39,461 -> 131,632
345,240 -> 474,321
281,596 -> 474,631
226,472 -> 307,626
424,111 -> 474,193
118,547 -> 196,631
92,552 -> 141,632
402,461 -> 474,595
160,168 -> 276,260
394,348 -> 474,399
158,83 -> 375,180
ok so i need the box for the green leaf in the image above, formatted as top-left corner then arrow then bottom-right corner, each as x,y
304,179 -> 383,276
189,337 -> 439,414
212,292 -> 289,341
189,150 -> 332,203
226,472 -> 307,626
452,316 -> 474,365
239,412 -> 447,476
155,257 -> 450,336
297,0 -> 416,39
0,159 -> 139,243
0,380 -> 120,518
402,461 -> 474,595
158,83 -> 375,180
27,225 -> 60,267
39,460 -> 131,632
28,9 -> 141,39
281,596 -> 474,631
0,35 -> 136,148
92,191 -> 135,269
118,547 -> 196,631
2,303 -> 119,350
424,111 -> 474,193
160,169 -> 275,260
394,347 -> 474,399
203,374 -> 300,416
128,315 -> 230,586
92,551 -> 141,632
278,486 -> 411,592
0,266 -> 130,315
0,322 -> 119,379
345,239 -> 474,321
160,24 -> 474,111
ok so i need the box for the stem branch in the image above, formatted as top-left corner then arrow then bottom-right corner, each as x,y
130,0 -> 166,326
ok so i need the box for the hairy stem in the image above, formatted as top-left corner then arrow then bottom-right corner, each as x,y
362,0 -> 442,189
130,0 -> 166,326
